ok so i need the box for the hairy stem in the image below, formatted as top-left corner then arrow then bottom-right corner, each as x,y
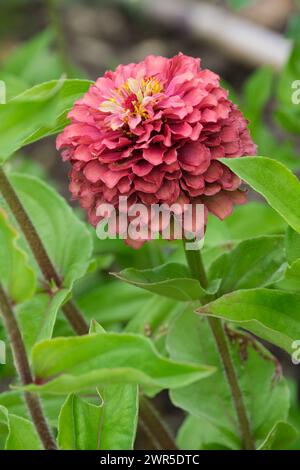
139,396 -> 177,450
0,167 -> 88,335
184,245 -> 255,450
0,283 -> 57,450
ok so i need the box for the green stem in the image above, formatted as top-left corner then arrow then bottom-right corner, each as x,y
183,244 -> 255,450
0,283 -> 57,450
0,167 -> 88,335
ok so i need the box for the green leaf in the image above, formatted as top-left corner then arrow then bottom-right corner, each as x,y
16,290 -> 70,353
258,422 -> 298,450
5,173 -> 93,289
20,333 -> 214,395
277,41 -> 300,134
0,208 -> 36,303
0,391 -> 65,428
125,296 -> 185,355
98,385 -> 138,450
58,387 -> 138,450
228,0 -> 253,9
177,415 -> 232,450
208,236 -> 285,294
113,263 -> 220,301
221,157 -> 300,233
205,202 -> 286,247
198,288 -> 300,353
0,79 -> 92,161
285,226 -> 300,265
242,67 -> 273,125
1,30 -> 58,87
0,405 -> 42,450
78,282 -> 151,327
168,309 -> 290,449
58,394 -> 103,450
276,259 -> 300,292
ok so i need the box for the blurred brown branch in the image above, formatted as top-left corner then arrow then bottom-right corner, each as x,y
122,0 -> 292,70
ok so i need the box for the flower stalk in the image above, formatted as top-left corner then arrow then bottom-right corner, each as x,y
184,244 -> 255,450
0,282 -> 57,450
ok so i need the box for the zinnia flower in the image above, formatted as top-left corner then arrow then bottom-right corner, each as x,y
57,53 -> 256,247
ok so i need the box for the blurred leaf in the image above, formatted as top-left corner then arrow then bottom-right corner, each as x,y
228,0 -> 254,9
0,391 -> 65,428
205,201 -> 286,246
77,282 -> 151,327
0,79 -> 92,161
242,67 -> 273,125
168,309 -> 290,450
0,405 -> 42,450
0,208 -> 36,303
177,415 -> 232,450
258,422 -> 298,450
222,157 -> 300,233
5,173 -> 93,290
20,333 -> 214,394
276,259 -> 300,292
277,41 -> 300,134
208,235 -> 285,295
113,263 -> 220,301
126,296 -> 185,354
16,290 -> 70,353
198,288 -> 300,353
285,226 -> 300,265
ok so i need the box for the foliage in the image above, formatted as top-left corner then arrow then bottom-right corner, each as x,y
0,21 -> 300,452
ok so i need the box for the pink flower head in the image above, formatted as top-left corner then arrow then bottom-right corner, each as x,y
57,53 -> 256,247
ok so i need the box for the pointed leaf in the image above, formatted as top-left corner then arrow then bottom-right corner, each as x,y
20,333 -> 214,394
114,263 -> 219,301
221,157 -> 300,233
198,288 -> 300,353
0,208 -> 36,303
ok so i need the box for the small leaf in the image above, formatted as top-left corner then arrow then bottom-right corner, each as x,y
0,79 -> 92,161
285,226 -> 300,265
221,157 -> 300,234
276,41 -> 300,134
0,406 -> 42,450
258,422 -> 298,450
5,173 -> 93,290
20,333 -> 214,394
0,208 -> 36,303
276,259 -> 300,293
113,263 -> 219,301
78,282 -> 151,327
58,394 -> 103,450
198,288 -> 300,353
208,236 -> 285,294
